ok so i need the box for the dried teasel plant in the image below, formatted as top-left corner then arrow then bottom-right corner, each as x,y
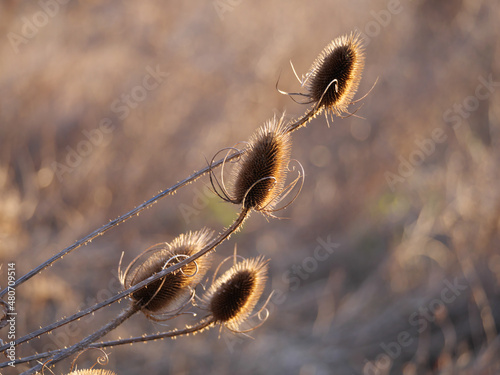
10,225 -> 263,372
17,231 -> 218,374
280,31 -> 368,131
78,255 -> 271,348
119,229 -> 214,321
199,255 -> 270,334
5,113 -> 301,371
0,30 -> 367,374
18,255 -> 272,356
210,113 -> 303,217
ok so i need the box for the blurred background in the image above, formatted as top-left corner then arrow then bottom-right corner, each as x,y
1,0 -> 499,374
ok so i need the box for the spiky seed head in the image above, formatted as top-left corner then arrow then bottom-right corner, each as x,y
122,229 -> 213,316
201,256 -> 269,331
66,370 -> 116,375
233,116 -> 291,211
306,32 -> 364,116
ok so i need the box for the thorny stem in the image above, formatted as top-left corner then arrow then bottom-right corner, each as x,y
0,209 -> 250,357
6,317 -> 216,367
286,108 -> 317,134
0,150 -> 243,299
90,316 -> 214,348
21,304 -> 141,375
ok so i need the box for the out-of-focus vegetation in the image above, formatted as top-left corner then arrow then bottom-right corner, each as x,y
0,1 -> 499,374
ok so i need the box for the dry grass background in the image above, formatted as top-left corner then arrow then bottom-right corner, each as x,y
0,0 -> 499,374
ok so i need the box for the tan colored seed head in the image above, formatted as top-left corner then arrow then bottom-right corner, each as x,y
233,116 -> 291,212
121,229 -> 213,319
200,256 -> 269,332
306,32 -> 365,117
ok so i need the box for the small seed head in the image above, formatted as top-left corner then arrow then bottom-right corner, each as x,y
233,116 -> 291,211
201,256 -> 269,332
306,32 -> 365,116
121,229 -> 213,317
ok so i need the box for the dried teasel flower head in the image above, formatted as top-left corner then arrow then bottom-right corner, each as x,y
280,32 -> 367,131
305,32 -> 365,117
210,114 -> 303,215
120,229 -> 213,320
200,256 -> 270,333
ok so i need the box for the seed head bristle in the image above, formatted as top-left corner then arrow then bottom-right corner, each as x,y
306,31 -> 365,117
121,229 -> 213,318
200,256 -> 269,332
233,116 -> 291,212
66,371 -> 116,375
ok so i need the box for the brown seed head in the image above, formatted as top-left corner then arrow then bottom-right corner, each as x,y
306,32 -> 364,116
201,256 -> 268,331
233,116 -> 291,211
121,229 -> 213,317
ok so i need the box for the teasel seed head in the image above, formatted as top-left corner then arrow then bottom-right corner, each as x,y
281,32 -> 366,132
200,256 -> 269,332
211,114 -> 299,215
120,228 -> 213,320
306,32 -> 364,117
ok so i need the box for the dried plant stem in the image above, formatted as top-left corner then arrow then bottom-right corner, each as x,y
5,318 -> 214,368
286,109 -> 317,134
21,304 -> 141,375
0,208 -> 250,356
0,150 -> 243,299
88,316 -> 214,348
